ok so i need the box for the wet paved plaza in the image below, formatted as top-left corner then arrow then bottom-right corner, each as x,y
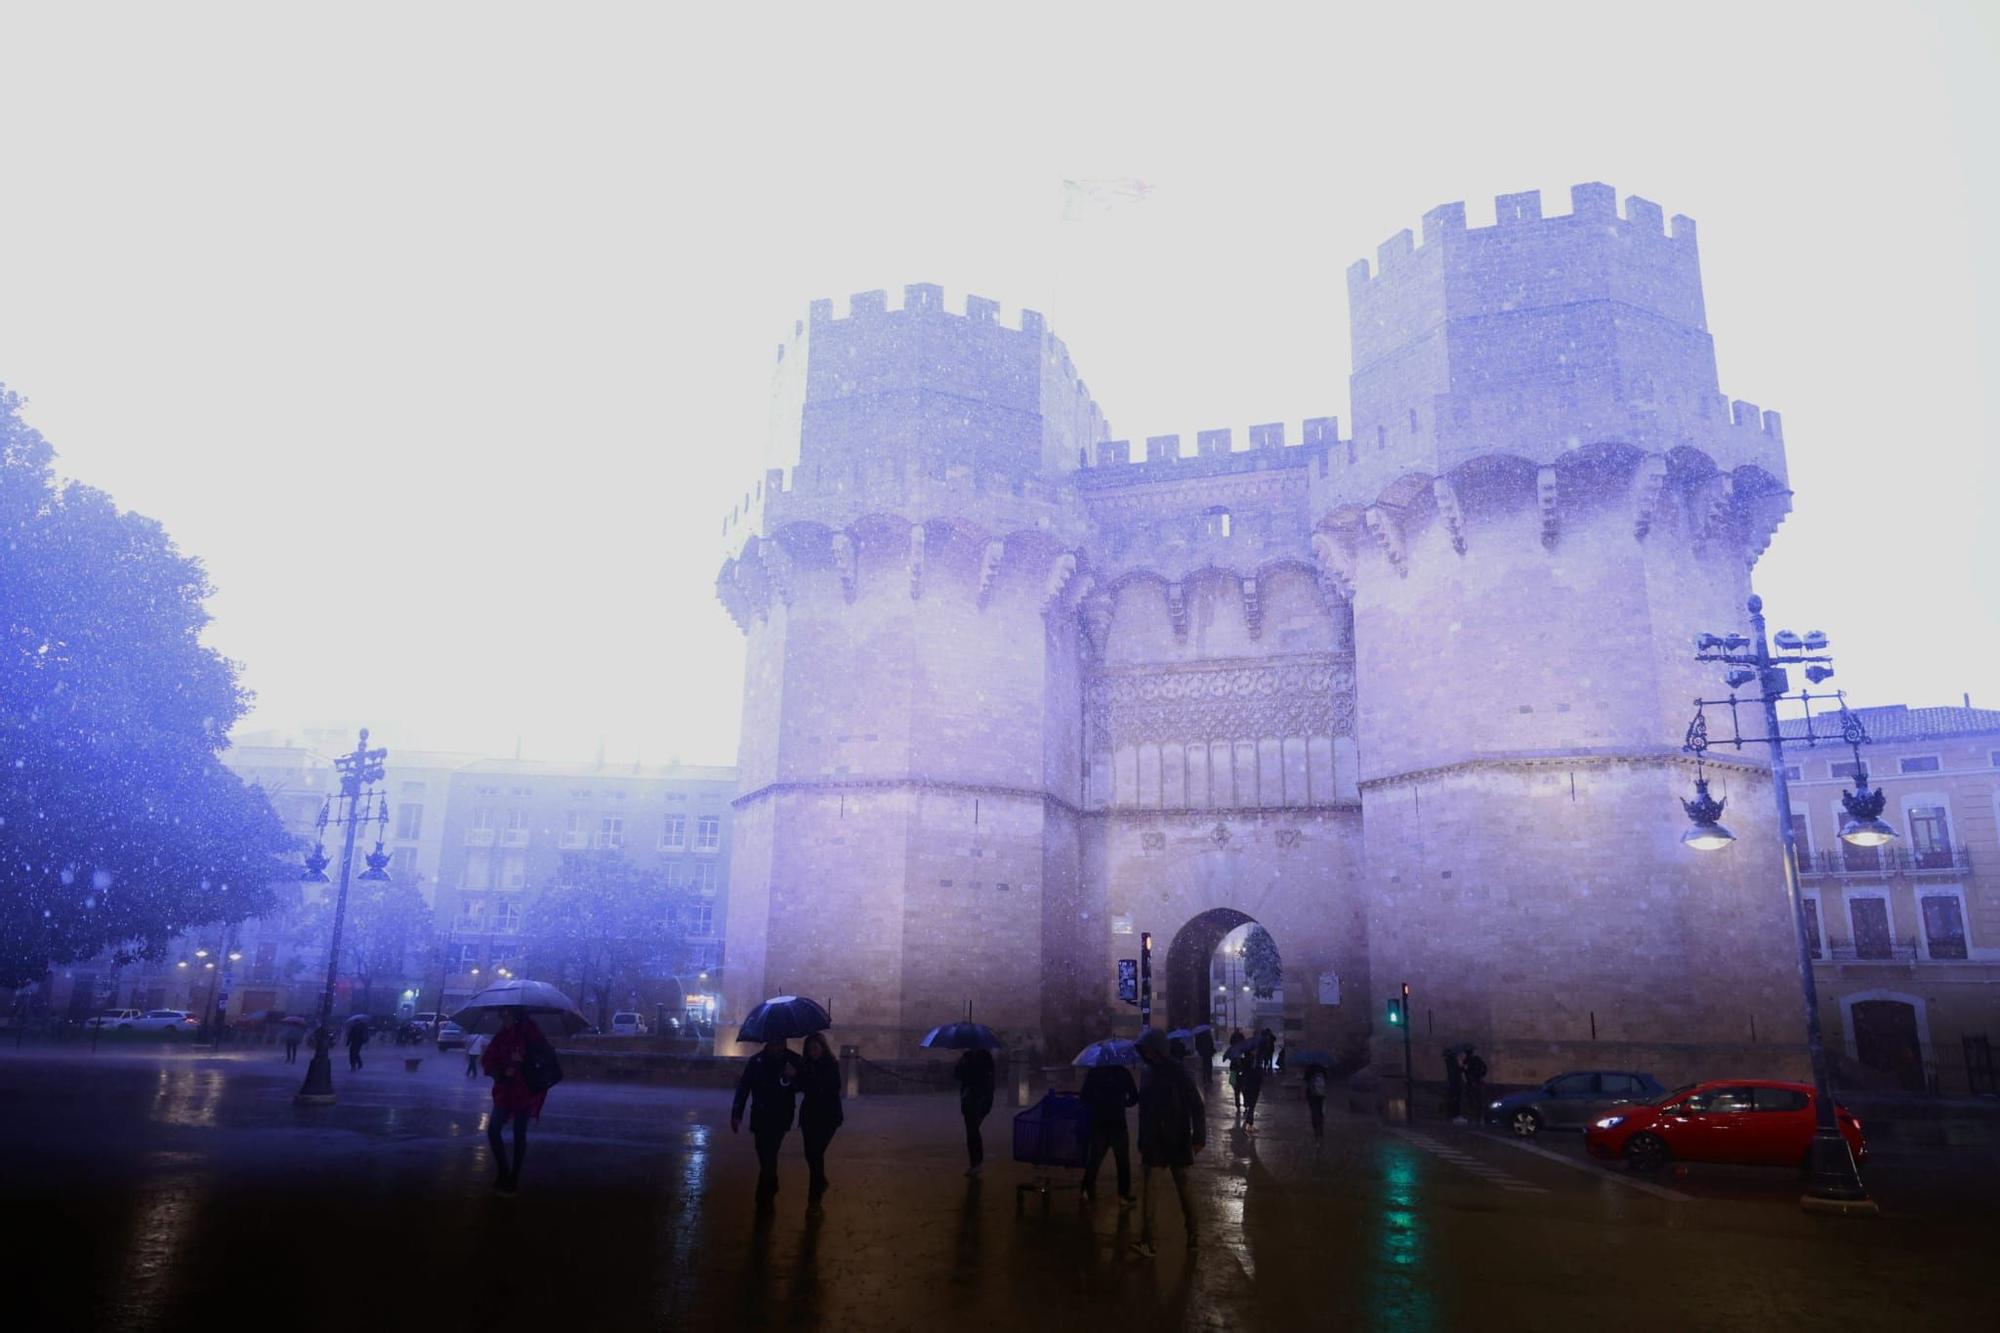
3,1047 -> 1994,1331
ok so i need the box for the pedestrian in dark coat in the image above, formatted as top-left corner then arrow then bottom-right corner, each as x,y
797,1033 -> 843,1205
1257,1028 -> 1276,1075
1226,1028 -> 1247,1117
1303,1063 -> 1329,1143
1079,1062 -> 1139,1204
282,1027 -> 301,1064
1444,1047 -> 1465,1121
732,1038 -> 803,1202
1462,1048 -> 1488,1116
481,1009 -> 553,1195
1238,1045 -> 1265,1132
1193,1027 -> 1216,1087
1133,1027 -> 1205,1256
953,1047 -> 996,1178
344,1020 -> 368,1071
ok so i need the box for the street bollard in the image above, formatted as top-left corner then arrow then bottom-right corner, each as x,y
840,1044 -> 860,1099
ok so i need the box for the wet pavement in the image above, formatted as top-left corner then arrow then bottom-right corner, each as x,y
3,1048 -> 1994,1331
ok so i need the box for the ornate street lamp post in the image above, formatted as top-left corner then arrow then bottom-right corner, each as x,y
295,730 -> 391,1106
1679,595 -> 1894,1215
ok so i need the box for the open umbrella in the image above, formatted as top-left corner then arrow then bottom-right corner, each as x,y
1190,1024 -> 1213,1036
920,1021 -> 1001,1051
451,978 -> 589,1037
1072,1038 -> 1139,1068
736,995 -> 832,1043
278,1015 -> 308,1028
1224,1037 -> 1254,1060
1166,1028 -> 1196,1042
1290,1049 -> 1334,1068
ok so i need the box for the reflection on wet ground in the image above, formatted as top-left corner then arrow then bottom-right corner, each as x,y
4,1049 -> 1993,1331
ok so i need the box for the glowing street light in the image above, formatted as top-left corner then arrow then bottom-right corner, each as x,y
295,730 -> 388,1107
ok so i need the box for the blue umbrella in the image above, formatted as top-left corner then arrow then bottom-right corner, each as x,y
1191,1024 -> 1213,1036
1072,1038 -> 1140,1068
1291,1049 -> 1334,1068
736,995 -> 832,1043
920,1021 -> 1002,1051
1166,1028 -> 1196,1042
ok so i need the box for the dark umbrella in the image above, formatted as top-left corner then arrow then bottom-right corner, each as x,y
1072,1038 -> 1139,1068
1166,1028 -> 1196,1042
451,979 -> 590,1037
1191,1024 -> 1213,1036
278,1015 -> 308,1028
736,995 -> 832,1043
1291,1049 -> 1334,1068
1224,1038 -> 1254,1059
920,1021 -> 1002,1051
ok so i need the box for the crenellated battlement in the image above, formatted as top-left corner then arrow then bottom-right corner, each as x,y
1345,181 -> 1698,294
1075,417 -> 1341,479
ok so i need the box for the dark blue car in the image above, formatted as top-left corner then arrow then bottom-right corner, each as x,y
1484,1070 -> 1665,1137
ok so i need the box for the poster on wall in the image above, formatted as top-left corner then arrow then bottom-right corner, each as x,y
1111,914 -> 1134,935
1318,971 -> 1340,1006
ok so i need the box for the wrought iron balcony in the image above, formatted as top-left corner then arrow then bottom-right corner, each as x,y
1821,936 -> 1921,963
1798,845 -> 1972,879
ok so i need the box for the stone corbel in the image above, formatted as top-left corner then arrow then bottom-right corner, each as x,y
1066,571 -> 1097,611
1694,474 -> 1736,548
1537,466 -> 1559,550
1363,507 -> 1407,578
1432,477 -> 1468,555
715,560 -> 752,632
975,538 -> 1006,608
1630,454 -> 1669,540
831,531 -> 857,603
908,523 -> 926,600
753,538 -> 792,608
1241,576 -> 1263,639
1040,551 -> 1077,616
1311,530 -> 1355,601
1165,580 -> 1188,640
1080,592 -> 1115,660
734,553 -> 769,623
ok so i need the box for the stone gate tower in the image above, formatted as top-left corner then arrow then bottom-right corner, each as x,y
720,185 -> 1802,1082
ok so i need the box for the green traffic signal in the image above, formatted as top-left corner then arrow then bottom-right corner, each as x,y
1386,998 -> 1403,1026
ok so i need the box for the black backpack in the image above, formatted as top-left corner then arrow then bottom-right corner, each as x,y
523,1040 -> 564,1094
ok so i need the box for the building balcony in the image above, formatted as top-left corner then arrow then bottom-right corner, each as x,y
1812,935 -> 1979,965
463,829 -> 496,847
558,833 -> 589,849
1798,846 -> 1972,879
499,829 -> 529,847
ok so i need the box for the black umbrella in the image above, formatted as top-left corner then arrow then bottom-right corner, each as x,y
920,1021 -> 1001,1051
737,995 -> 832,1043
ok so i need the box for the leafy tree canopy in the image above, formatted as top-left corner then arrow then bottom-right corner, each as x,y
519,852 -> 686,1026
0,385 -> 294,984
1243,924 -> 1283,997
340,873 -> 435,993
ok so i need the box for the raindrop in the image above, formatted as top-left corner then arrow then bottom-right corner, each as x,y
92,868 -> 114,891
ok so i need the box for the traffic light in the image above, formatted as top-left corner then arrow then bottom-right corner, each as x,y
1386,997 -> 1403,1026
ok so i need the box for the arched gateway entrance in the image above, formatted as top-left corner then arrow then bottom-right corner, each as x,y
1164,907 -> 1284,1032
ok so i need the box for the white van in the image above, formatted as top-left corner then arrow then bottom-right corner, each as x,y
610,1012 -> 647,1036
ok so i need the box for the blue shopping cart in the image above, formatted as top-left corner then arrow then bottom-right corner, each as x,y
1012,1091 -> 1091,1206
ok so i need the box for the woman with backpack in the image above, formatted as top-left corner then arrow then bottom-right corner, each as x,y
481,1007 -> 559,1196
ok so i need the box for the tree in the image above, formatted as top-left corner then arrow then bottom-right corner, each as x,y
519,852 -> 686,1028
1244,925 -> 1283,998
339,876 -> 434,1015
0,385 -> 295,984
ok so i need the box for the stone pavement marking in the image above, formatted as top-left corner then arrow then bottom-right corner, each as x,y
1489,1132 -> 1693,1203
1393,1129 -> 1549,1194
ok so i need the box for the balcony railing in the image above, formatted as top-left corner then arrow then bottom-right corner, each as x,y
1822,935 -> 1921,963
1799,845 -> 1972,878
498,829 -> 529,847
463,828 -> 495,847
558,832 -> 588,849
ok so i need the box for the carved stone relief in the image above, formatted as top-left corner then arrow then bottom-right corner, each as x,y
1085,654 -> 1356,746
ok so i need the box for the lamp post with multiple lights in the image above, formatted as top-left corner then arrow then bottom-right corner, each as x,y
294,731 -> 391,1106
1678,595 -> 1894,1215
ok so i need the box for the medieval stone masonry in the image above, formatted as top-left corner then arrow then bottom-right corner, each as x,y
718,183 -> 1804,1083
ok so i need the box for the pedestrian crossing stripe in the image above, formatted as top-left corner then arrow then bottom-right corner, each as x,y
1393,1131 -> 1549,1195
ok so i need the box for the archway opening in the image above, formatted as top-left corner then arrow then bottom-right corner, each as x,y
1163,908 -> 1284,1034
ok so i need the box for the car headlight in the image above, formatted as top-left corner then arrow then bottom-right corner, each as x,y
1591,1115 -> 1626,1131
1489,1101 -> 1504,1110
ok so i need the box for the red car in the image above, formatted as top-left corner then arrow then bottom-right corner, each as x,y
1584,1079 -> 1867,1174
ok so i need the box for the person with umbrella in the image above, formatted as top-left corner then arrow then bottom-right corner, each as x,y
922,1018 -> 1001,1179
480,1006 -> 556,1195
281,1018 -> 303,1065
797,1032 -> 842,1207
732,995 -> 826,1204
1237,1035 -> 1265,1133
1075,1040 -> 1139,1206
1294,1050 -> 1333,1143
1133,1026 -> 1205,1257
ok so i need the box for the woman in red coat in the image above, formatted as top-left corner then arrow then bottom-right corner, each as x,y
480,1008 -> 550,1195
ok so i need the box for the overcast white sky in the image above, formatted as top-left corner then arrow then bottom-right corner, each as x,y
2,2 -> 1994,766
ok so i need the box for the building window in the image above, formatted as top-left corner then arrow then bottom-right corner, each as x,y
500,851 -> 528,890
1199,506 -> 1232,540
396,803 -> 424,840
1788,813 -> 1812,868
495,900 -> 521,934
1802,896 -> 1823,960
596,816 -> 624,850
509,786 -> 533,798
471,807 -> 495,831
453,942 -> 481,971
461,849 -> 491,888
458,898 -> 486,927
1830,761 -> 1863,781
696,816 -> 721,852
475,785 -> 501,798
693,861 -> 717,894
1780,765 -> 1802,781
570,789 -> 593,800
501,808 -> 530,846
1849,896 -> 1893,960
1898,755 -> 1941,774
1919,892 -> 1967,960
662,815 -> 687,850
557,852 -> 587,888
401,781 -> 427,796
562,811 -> 589,848
664,861 -> 686,890
688,902 -> 715,937
1908,805 -> 1952,868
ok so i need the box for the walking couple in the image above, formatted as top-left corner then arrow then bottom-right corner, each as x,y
732,1033 -> 843,1206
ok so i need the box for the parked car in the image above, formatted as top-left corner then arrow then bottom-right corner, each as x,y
434,1021 -> 467,1051
85,1009 -> 143,1031
1585,1080 -> 1867,1174
610,1012 -> 648,1036
130,1010 -> 199,1035
1486,1070 -> 1665,1138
